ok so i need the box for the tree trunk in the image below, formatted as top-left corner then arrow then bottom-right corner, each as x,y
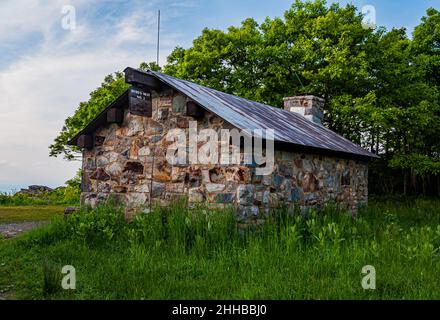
410,168 -> 417,195
403,170 -> 408,195
437,175 -> 440,197
375,132 -> 380,154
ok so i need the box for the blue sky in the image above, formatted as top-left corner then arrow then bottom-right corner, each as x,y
0,0 -> 438,193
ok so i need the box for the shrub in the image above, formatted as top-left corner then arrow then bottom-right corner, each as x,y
65,202 -> 126,245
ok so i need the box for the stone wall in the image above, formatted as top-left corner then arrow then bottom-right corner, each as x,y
81,88 -> 369,220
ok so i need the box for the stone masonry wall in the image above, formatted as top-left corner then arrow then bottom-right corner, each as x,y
81,88 -> 369,220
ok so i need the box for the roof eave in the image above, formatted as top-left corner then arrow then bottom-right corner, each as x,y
67,89 -> 131,146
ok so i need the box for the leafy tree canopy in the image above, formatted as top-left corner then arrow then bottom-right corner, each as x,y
50,1 -> 440,194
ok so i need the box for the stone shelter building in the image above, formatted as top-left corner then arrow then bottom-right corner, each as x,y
68,68 -> 377,220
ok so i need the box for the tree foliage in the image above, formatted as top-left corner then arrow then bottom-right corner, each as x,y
49,72 -> 129,160
50,1 -> 440,195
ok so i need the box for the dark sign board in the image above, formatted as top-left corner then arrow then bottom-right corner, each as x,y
129,88 -> 152,117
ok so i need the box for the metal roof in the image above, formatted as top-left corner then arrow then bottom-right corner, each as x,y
146,70 -> 377,159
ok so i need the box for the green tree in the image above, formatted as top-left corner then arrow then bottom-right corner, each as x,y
49,72 -> 129,160
164,0 -> 377,143
362,9 -> 439,194
49,61 -> 162,160
163,1 -> 440,195
51,2 -> 440,195
384,8 -> 440,193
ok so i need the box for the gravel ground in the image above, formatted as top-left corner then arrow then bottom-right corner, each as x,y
0,221 -> 49,239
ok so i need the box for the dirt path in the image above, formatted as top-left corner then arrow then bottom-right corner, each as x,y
0,221 -> 49,239
0,221 -> 51,300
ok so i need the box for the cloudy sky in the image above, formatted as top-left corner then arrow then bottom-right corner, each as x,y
0,0 -> 438,193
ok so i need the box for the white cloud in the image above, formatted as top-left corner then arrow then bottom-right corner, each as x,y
114,11 -> 157,45
0,0 -> 175,189
0,160 -> 9,167
0,0 -> 94,44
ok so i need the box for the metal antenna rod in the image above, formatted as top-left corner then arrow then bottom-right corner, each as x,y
156,10 -> 160,66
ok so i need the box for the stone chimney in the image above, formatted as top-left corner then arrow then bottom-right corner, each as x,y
283,95 -> 324,125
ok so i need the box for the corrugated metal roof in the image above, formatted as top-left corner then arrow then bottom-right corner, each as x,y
147,70 -> 377,159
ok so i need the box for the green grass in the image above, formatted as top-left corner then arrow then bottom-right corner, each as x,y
0,206 -> 65,223
0,197 -> 440,300
0,191 -> 79,207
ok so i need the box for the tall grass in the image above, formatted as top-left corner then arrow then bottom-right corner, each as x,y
1,197 -> 440,299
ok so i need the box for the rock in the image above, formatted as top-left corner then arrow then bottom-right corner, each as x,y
301,172 -> 319,192
95,136 -> 105,146
302,159 -> 314,172
237,185 -> 254,205
215,193 -> 235,203
206,183 -> 225,193
134,184 -> 150,193
120,171 -> 138,185
281,151 -> 294,161
261,175 -> 272,186
269,193 -> 279,208
209,168 -> 225,183
160,96 -> 173,107
176,116 -> 189,129
129,140 -> 139,159
157,108 -> 169,120
151,182 -> 166,198
290,187 -> 302,202
90,168 -> 110,181
171,167 -> 186,182
146,120 -> 164,135
138,146 -> 150,156
341,170 -> 351,186
106,162 -> 123,177
186,168 -> 201,188
153,159 -> 171,182
97,182 -> 112,193
19,185 -> 53,195
81,193 -> 97,207
126,193 -> 148,208
201,170 -> 211,183
189,188 -> 204,203
127,117 -> 144,136
224,181 -> 238,192
236,167 -> 251,183
64,206 -> 78,216
96,156 -> 109,167
107,151 -> 121,163
271,175 -> 284,191
150,135 -> 163,144
173,94 -> 186,113
113,185 -> 128,193
166,183 -> 185,193
124,161 -> 144,174
325,175 -> 335,188
278,163 -> 293,177
255,190 -> 270,205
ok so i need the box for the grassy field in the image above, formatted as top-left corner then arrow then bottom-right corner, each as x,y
0,197 -> 440,300
0,206 -> 65,224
